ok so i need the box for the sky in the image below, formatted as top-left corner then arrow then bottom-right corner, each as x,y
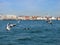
0,0 -> 60,16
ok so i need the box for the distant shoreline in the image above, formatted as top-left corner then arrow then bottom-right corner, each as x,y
0,19 -> 59,20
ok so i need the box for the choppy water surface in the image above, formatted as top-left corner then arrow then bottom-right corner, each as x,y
0,20 -> 60,45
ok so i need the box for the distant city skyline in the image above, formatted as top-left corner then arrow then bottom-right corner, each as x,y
0,0 -> 60,16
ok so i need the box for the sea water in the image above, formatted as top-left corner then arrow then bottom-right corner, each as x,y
0,20 -> 60,45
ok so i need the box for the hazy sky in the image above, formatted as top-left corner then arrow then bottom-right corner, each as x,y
0,0 -> 60,16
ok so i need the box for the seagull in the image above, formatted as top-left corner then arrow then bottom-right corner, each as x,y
6,23 -> 16,30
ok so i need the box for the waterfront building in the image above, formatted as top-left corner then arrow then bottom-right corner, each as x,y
0,15 -> 3,20
42,17 -> 47,20
3,15 -> 17,20
49,17 -> 56,20
57,17 -> 60,20
24,16 -> 30,20
24,16 -> 33,20
36,16 -> 42,20
17,16 -> 25,20
32,16 -> 37,20
0,15 -> 58,20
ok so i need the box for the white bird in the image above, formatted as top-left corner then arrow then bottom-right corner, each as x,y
6,23 -> 16,30
6,23 -> 11,30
